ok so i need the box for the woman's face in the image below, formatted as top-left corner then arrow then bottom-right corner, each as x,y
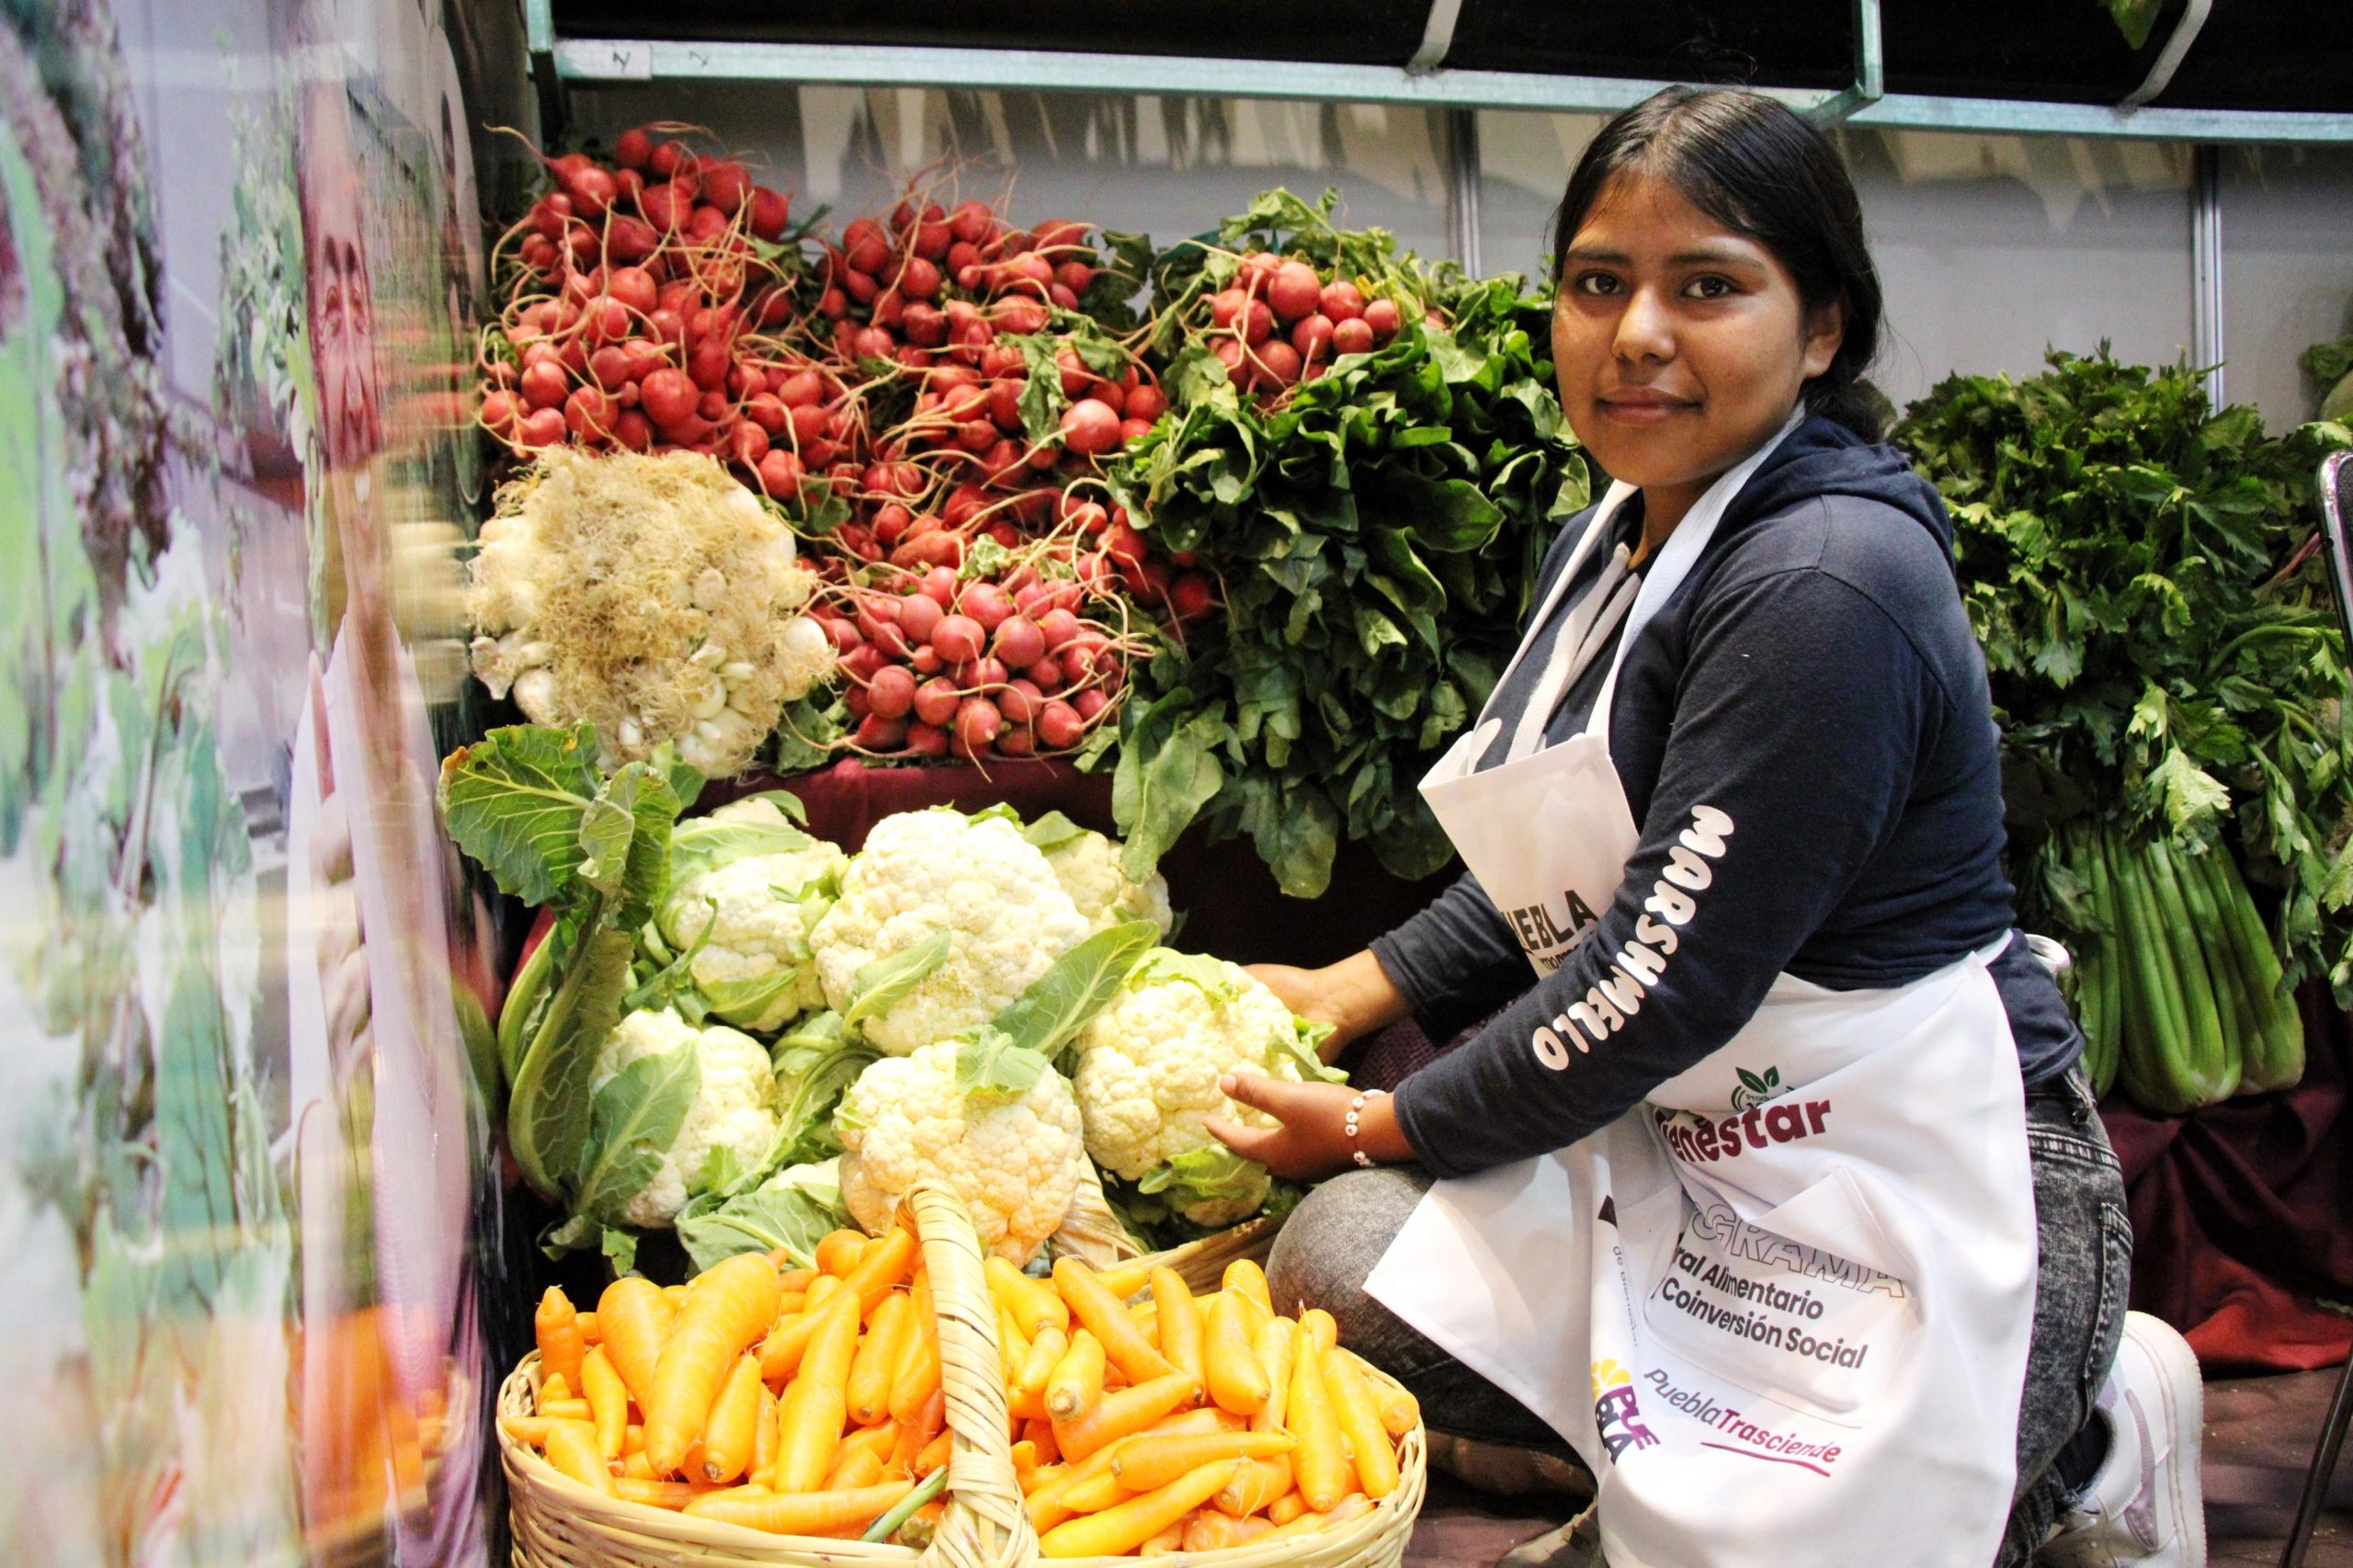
1552,170 -> 1843,506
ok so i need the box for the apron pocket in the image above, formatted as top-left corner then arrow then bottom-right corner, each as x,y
1641,1171 -> 1917,1425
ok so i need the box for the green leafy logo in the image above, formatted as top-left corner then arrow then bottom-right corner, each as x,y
1729,1065 -> 1785,1113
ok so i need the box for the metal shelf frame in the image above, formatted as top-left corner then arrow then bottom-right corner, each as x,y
526,0 -> 2353,145
523,0 -> 2352,402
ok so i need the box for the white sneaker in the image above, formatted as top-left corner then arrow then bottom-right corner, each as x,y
2037,1311 -> 2206,1567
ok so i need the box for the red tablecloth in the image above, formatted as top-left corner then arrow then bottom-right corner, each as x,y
2100,983 -> 2353,1375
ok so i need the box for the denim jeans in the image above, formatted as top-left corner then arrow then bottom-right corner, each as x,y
1267,1071 -> 2131,1567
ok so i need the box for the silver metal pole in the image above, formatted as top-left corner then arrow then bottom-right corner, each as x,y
2192,143 -> 2225,407
1447,106 -> 1482,275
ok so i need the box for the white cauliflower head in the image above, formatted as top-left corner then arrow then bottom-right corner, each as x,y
588,1007 -> 782,1229
1026,814 -> 1174,938
468,449 -> 834,778
834,1039 -> 1085,1264
809,807 -> 1090,1055
1073,950 -> 1342,1229
658,794 -> 850,1033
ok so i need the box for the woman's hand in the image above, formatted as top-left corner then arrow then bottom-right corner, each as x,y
1206,1074 -> 1414,1183
1245,950 -> 1414,1063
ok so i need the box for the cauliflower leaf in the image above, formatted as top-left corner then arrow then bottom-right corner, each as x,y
676,1158 -> 848,1275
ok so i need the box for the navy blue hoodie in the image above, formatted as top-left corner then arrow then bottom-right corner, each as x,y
1377,416 -> 2082,1179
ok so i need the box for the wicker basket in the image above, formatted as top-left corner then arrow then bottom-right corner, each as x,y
501,1182 -> 1424,1568
502,1182 -> 1033,1568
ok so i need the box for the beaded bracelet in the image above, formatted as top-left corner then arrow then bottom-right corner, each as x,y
1344,1088 -> 1390,1168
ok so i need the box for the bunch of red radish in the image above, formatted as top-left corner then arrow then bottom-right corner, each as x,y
477,130 -> 841,503
801,555 -> 1150,762
814,199 -> 1120,377
1197,250 -> 1436,399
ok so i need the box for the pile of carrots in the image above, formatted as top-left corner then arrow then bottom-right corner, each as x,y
1004,1256 -> 1415,1556
502,1228 -> 1417,1556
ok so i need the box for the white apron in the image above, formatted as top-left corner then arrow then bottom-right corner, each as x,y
1365,427 -> 2039,1568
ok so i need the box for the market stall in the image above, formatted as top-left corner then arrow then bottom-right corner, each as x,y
6,2 -> 2353,1566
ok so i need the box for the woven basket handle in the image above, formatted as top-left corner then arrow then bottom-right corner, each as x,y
902,1183 -> 1040,1568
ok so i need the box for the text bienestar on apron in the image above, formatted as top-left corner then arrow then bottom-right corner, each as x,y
1364,418 -> 2039,1568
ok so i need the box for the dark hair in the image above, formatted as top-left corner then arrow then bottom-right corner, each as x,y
1551,85 -> 1885,438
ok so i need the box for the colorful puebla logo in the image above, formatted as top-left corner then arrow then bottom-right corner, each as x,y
1729,1065 -> 1786,1112
1590,1359 -> 1661,1460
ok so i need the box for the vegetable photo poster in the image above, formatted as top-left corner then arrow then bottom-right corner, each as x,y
0,1 -> 523,1564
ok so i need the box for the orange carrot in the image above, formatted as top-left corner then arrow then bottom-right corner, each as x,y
1222,1259 -> 1273,1320
1214,1455 -> 1293,1518
644,1256 -> 782,1475
1320,1347 -> 1400,1500
1333,1347 -> 1421,1438
1301,1307 -> 1338,1355
778,1267 -> 816,1294
1109,1429 -> 1294,1492
998,1300 -> 1033,1392
757,1273 -> 846,1381
987,1256 -> 1073,1337
597,1278 -> 677,1414
581,1346 -> 628,1460
1023,1416 -> 1061,1466
538,1398 -> 591,1420
1054,1259 -> 1178,1388
538,1371 -> 573,1404
826,1442 -> 887,1491
664,1284 -> 690,1308
915,1428 -> 951,1475
897,1497 -> 949,1548
576,1311 -> 600,1343
751,1383 -> 780,1486
1250,1316 -> 1294,1435
499,1415 -> 557,1447
543,1419 -> 613,1495
700,1353 -> 765,1484
1052,1369 -> 1204,1462
1186,1509 -> 1275,1551
1140,1518 -> 1188,1555
815,1229 -> 870,1277
1046,1328 -> 1107,1422
1286,1321 -> 1349,1512
1148,1267 -> 1205,1393
1019,1323 -> 1069,1400
774,1291 -> 808,1317
892,1385 -> 946,1475
1203,1290 -> 1269,1418
682,1479 -> 915,1534
1268,1490 -> 1309,1526
1258,1493 -> 1373,1541
848,1290 -> 915,1427
612,1477 -> 712,1509
1037,1460 -> 1243,1558
840,1227 -> 920,1316
1054,1468 -> 1133,1516
774,1287 -> 861,1492
838,1422 -> 898,1466
536,1287 -> 586,1392
887,1275 -> 940,1423
623,1423 -> 645,1456
1096,1262 -> 1152,1300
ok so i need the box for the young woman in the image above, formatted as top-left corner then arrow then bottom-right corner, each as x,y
1211,87 -> 2203,1568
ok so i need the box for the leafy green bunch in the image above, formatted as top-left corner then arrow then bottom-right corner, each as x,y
1101,194 -> 1587,896
1893,347 -> 2353,993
